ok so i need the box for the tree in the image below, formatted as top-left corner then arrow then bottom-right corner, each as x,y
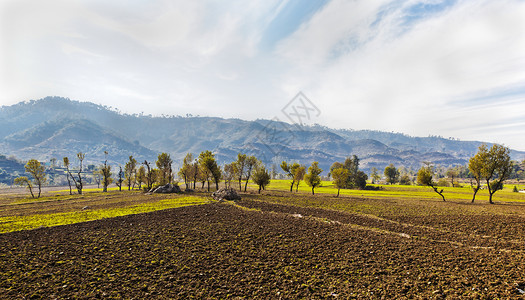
235,153 -> 247,191
198,150 -> 220,191
399,174 -> 411,185
252,163 -> 271,193
281,161 -> 300,192
482,144 -> 513,204
65,153 -> 85,194
178,153 -> 195,189
136,165 -> 146,190
304,162 -> 323,195
271,164 -> 278,179
23,159 -> 46,198
101,152 -> 112,192
14,176 -> 34,198
370,167 -> 380,184
244,156 -> 258,192
344,155 -> 360,188
293,165 -> 306,192
143,160 -> 155,191
446,168 -> 458,187
468,145 -> 487,203
115,166 -> 124,191
384,164 -> 400,185
63,157 -> 73,195
191,160 -> 199,189
332,167 -> 349,197
417,165 -> 446,201
75,152 -> 85,194
93,168 -> 102,188
156,153 -> 173,185
223,163 -> 236,188
354,170 -> 368,189
211,164 -> 222,191
330,156 -> 367,190
125,155 -> 137,190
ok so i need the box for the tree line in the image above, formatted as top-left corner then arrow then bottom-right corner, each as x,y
13,144 -> 517,204
370,144 -> 514,203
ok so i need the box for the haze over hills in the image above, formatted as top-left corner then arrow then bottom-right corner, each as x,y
1,97 -> 524,175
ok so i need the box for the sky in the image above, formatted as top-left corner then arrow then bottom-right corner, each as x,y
1,0 -> 525,149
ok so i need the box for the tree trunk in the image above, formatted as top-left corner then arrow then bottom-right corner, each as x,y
471,187 -> 479,203
239,179 -> 242,191
244,179 -> 249,192
337,188 -> 340,197
312,187 -> 315,195
215,180 -> 219,191
486,179 -> 494,204
66,171 -> 72,195
431,185 -> 446,201
207,179 -> 210,192
28,184 -> 34,198
290,181 -> 294,192
258,185 -> 261,194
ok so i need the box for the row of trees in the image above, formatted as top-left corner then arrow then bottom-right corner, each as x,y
368,144 -> 514,203
13,144 -> 514,203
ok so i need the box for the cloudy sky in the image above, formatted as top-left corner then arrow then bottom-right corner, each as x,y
1,0 -> 525,149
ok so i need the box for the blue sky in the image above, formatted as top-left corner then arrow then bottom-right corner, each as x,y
1,0 -> 525,150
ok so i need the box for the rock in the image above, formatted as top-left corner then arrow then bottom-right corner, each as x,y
212,188 -> 241,201
150,184 -> 182,194
82,206 -> 91,210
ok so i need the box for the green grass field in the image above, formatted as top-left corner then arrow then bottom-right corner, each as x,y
0,190 -> 210,233
261,179 -> 525,203
2,178 -> 525,234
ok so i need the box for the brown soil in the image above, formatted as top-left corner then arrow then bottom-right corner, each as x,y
2,201 -> 525,298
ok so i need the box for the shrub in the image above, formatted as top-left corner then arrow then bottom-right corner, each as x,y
399,175 -> 411,185
436,178 -> 450,187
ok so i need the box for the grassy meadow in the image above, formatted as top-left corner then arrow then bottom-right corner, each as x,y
2,178 -> 525,234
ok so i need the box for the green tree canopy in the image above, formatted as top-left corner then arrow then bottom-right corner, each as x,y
24,159 -> 46,198
304,161 -> 323,195
252,162 -> 271,193
384,164 -> 400,185
156,153 -> 173,185
417,165 -> 445,201
331,167 -> 349,197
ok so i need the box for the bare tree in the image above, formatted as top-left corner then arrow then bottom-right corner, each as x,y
63,157 -> 73,195
101,151 -> 112,192
75,152 -> 85,194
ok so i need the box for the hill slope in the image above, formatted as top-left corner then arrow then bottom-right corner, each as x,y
1,96 -> 523,172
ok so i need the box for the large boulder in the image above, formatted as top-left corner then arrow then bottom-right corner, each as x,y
150,184 -> 182,194
212,188 -> 241,201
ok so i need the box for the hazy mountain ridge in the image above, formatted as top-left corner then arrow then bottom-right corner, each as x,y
1,97 -> 523,174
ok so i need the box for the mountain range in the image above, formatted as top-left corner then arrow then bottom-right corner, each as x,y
1,96 -> 523,177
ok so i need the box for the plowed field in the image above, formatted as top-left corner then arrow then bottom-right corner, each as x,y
2,194 -> 525,298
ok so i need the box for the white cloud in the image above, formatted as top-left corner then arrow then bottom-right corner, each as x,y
275,0 -> 525,148
1,0 -> 525,149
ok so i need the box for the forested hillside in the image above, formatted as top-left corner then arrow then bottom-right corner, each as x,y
1,97 -> 523,173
